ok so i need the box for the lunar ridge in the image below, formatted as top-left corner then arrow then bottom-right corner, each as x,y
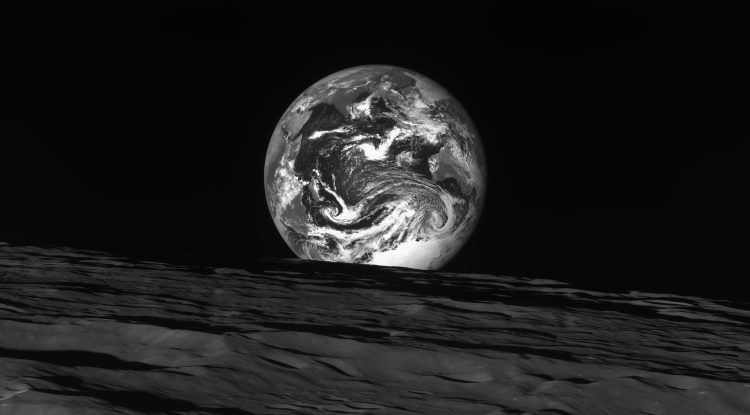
1,243 -> 750,414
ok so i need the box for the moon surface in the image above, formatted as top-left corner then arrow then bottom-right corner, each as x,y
1,242 -> 749,414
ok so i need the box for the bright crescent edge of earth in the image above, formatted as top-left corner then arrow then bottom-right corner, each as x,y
264,65 -> 486,270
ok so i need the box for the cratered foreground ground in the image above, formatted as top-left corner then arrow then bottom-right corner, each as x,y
1,242 -> 749,414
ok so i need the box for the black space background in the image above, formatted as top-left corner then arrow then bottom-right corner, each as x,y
3,3 -> 747,300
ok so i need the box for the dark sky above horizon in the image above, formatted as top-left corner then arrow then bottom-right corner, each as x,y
3,3 -> 746,299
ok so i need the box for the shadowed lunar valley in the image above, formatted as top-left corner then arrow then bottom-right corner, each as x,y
1,242 -> 749,415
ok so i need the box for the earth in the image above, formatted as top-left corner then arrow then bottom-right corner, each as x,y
264,65 -> 486,270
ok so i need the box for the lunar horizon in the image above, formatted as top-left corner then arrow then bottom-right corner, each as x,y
1,243 -> 748,414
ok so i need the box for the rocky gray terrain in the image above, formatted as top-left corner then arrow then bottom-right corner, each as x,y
1,242 -> 749,414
